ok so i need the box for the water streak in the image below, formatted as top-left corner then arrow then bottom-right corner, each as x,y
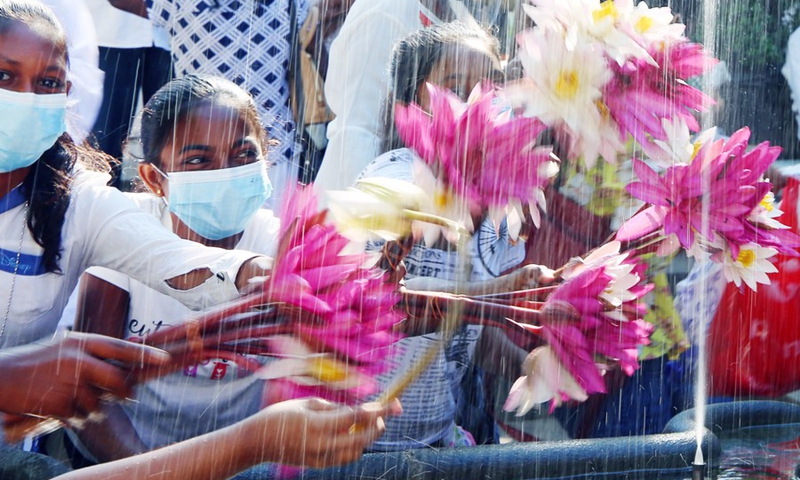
696,0 -> 720,467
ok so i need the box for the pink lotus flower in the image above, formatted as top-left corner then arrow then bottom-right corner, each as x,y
257,336 -> 379,404
532,263 -> 653,408
617,128 -> 800,263
395,83 -> 555,223
603,40 -> 718,148
260,186 -> 404,401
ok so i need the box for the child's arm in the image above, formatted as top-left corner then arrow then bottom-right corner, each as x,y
476,326 -> 528,380
71,272 -> 150,461
403,264 -> 554,296
54,398 -> 402,480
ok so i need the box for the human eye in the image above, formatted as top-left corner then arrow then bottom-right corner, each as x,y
39,77 -> 66,93
0,71 -> 10,82
235,148 -> 260,160
233,145 -> 261,165
183,155 -> 210,167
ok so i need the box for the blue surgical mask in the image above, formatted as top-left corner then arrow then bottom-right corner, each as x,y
0,89 -> 67,173
164,161 -> 272,240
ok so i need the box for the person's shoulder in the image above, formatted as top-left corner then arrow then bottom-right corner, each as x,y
69,170 -> 126,207
358,148 -> 416,181
250,208 -> 280,233
341,0 -> 419,27
67,171 -> 146,225
121,192 -> 167,220
237,209 -> 281,256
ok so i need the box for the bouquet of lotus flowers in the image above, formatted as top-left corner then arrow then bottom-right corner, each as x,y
616,127 -> 800,291
394,82 -> 557,236
506,0 -> 718,167
139,187 -> 404,404
393,240 -> 654,415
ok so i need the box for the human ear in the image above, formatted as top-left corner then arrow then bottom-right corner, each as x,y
139,163 -> 168,197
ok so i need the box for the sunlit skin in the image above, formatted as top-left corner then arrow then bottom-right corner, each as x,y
138,101 -> 267,250
411,40 -> 505,232
0,20 -> 69,199
415,39 -> 504,111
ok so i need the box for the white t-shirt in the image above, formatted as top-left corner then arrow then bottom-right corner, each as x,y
0,171 -> 256,349
314,0 -> 429,195
360,149 -> 525,450
82,0 -> 154,48
85,193 -> 280,448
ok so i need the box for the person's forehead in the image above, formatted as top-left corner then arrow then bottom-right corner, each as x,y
4,19 -> 67,54
165,106 -> 259,151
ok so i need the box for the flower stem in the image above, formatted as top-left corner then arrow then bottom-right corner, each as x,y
469,285 -> 559,300
401,208 -> 466,235
379,225 -> 469,406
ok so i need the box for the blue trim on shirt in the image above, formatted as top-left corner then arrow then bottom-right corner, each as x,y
0,186 -> 25,214
0,248 -> 45,276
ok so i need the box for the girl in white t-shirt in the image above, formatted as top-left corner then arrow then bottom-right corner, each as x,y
70,74 -> 289,461
0,3 -> 396,476
0,0 -> 271,418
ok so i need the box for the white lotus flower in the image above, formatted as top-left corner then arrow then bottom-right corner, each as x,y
503,346 -> 588,416
254,336 -> 364,390
524,0 -> 658,66
617,0 -> 686,48
647,117 -> 717,167
718,243 -> 779,291
507,28 -> 611,159
326,176 -> 429,241
409,159 -> 476,245
748,192 -> 790,230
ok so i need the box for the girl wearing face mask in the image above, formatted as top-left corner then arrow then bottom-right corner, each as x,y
0,2 -> 397,475
0,0 -> 278,415
69,74 -> 286,463
353,22 -> 553,452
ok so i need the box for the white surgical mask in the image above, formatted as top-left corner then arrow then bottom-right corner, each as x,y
0,89 -> 67,173
163,161 -> 272,240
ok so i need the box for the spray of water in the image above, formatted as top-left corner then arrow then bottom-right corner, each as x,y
695,0 -> 720,469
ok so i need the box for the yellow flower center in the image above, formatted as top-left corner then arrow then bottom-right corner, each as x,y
760,192 -> 775,212
596,100 -> 610,119
555,70 -> 580,100
690,141 -> 702,161
310,357 -> 350,383
593,1 -> 619,22
635,16 -> 654,33
434,193 -> 447,209
736,249 -> 756,268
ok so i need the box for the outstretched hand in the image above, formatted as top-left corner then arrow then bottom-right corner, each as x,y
0,332 -> 169,422
245,397 -> 402,468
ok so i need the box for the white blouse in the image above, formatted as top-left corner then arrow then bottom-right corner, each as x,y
0,172 -> 257,349
84,193 -> 281,450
